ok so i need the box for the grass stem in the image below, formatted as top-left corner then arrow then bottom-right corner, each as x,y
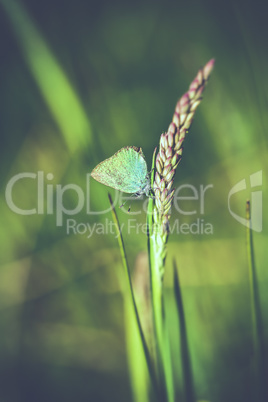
108,194 -> 158,396
246,200 -> 266,402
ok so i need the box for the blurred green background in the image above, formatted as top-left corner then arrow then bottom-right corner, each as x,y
0,0 -> 267,401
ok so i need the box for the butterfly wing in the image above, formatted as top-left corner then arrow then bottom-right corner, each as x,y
91,147 -> 149,193
127,148 -> 149,193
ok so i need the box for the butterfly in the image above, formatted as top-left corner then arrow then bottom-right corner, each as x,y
91,146 -> 151,198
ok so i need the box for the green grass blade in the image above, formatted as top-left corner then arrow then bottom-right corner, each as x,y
108,193 -> 158,395
147,147 -> 157,240
246,200 -> 266,402
173,259 -> 195,402
147,148 -> 175,401
147,146 -> 158,371
2,0 -> 92,153
147,146 -> 160,378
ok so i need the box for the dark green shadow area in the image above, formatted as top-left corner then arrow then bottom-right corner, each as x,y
0,0 -> 267,400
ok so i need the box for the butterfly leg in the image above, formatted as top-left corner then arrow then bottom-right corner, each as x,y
120,193 -> 136,212
120,203 -> 131,213
120,200 -> 126,208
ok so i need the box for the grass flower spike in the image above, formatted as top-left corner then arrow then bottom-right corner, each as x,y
154,59 -> 215,237
148,59 -> 214,401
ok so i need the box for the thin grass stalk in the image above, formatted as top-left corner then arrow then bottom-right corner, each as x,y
148,60 -> 215,401
173,260 -> 195,402
246,200 -> 266,402
148,204 -> 172,401
147,148 -> 159,370
108,194 -> 158,396
148,150 -> 172,401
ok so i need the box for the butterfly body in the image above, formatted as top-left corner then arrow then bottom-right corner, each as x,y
91,146 -> 151,197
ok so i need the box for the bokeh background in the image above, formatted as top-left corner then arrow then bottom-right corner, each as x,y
0,0 -> 267,401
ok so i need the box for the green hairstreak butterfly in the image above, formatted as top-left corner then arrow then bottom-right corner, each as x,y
91,146 -> 151,197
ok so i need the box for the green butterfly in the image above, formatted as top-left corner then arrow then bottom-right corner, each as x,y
91,146 -> 151,197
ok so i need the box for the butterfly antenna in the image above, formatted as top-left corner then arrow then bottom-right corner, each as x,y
120,200 -> 132,212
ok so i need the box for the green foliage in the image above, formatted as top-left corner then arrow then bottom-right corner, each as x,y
0,0 -> 267,401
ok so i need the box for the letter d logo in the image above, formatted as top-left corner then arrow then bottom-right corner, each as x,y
228,171 -> 262,232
